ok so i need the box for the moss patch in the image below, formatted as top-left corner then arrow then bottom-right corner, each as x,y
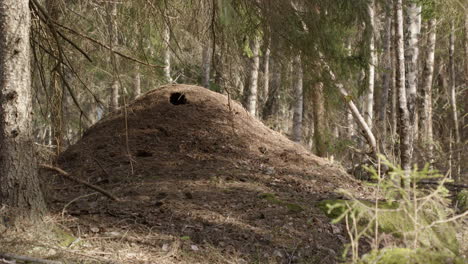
455,190 -> 468,212
357,248 -> 466,264
259,193 -> 304,213
53,226 -> 77,247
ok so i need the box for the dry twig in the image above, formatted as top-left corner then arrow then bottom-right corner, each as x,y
39,164 -> 120,201
0,252 -> 62,264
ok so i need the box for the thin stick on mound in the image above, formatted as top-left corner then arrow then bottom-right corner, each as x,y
0,252 -> 62,264
39,164 -> 120,201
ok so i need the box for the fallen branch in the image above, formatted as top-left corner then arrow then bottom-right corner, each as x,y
39,164 -> 120,201
0,252 -> 62,264
418,180 -> 468,189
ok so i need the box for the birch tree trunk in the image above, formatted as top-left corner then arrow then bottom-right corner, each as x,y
108,2 -> 119,112
338,85 -> 377,154
420,18 -> 436,162
0,0 -> 46,222
405,2 -> 421,140
134,64 -> 141,97
365,0 -> 376,130
465,12 -> 468,82
246,36 -> 260,117
395,0 -> 412,180
163,19 -> 172,83
320,55 -> 378,155
347,110 -> 354,138
45,0 -> 64,153
449,22 -> 460,179
292,55 -> 303,142
201,44 -> 211,88
262,44 -> 270,109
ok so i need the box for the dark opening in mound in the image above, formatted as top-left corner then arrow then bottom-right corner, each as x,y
136,150 -> 153,157
170,92 -> 187,105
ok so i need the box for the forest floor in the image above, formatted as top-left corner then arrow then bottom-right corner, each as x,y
4,85 -> 376,263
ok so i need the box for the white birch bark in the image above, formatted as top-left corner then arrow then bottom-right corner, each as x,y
292,55 -> 303,142
405,2 -> 421,139
449,22 -> 460,179
246,36 -> 260,117
421,19 -> 436,158
395,0 -> 412,179
449,22 -> 460,145
134,64 -> 141,97
365,0 -> 376,130
163,20 -> 172,83
320,58 -> 377,154
201,44 -> 211,88
262,44 -> 270,107
108,2 -> 119,112
338,85 -> 377,154
465,12 -> 468,81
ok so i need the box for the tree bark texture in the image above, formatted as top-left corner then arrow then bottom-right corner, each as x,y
291,55 -> 303,142
261,44 -> 270,109
313,82 -> 328,157
379,4 -> 392,128
201,43 -> 211,88
420,19 -> 436,159
0,0 -> 46,221
46,0 -> 64,153
449,22 -> 460,145
365,0 -> 376,130
338,85 -> 377,154
448,22 -> 461,179
246,36 -> 260,117
163,19 -> 172,83
394,0 -> 412,177
404,2 -> 421,140
108,1 -> 119,112
134,64 -> 141,97
262,56 -> 280,120
465,12 -> 468,83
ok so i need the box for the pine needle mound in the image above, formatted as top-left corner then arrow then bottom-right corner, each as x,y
50,84 -> 367,263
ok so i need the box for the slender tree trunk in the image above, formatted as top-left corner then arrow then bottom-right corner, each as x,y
449,22 -> 460,144
292,55 -> 303,142
405,2 -> 421,141
201,44 -> 211,88
246,36 -> 260,117
391,44 -> 398,139
320,54 -> 378,155
313,82 -> 328,157
449,22 -> 461,179
338,85 -> 377,154
262,44 -> 270,109
465,12 -> 468,82
303,83 -> 314,149
263,56 -> 281,120
365,0 -> 376,130
0,0 -> 46,223
46,0 -> 64,154
421,18 -> 436,162
163,19 -> 172,83
134,64 -> 141,97
395,0 -> 412,181
108,2 -> 119,112
347,110 -> 354,138
379,4 -> 392,130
